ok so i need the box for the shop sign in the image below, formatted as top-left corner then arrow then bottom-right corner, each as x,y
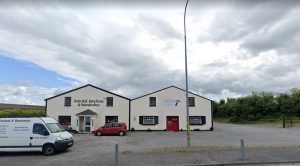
74,99 -> 104,107
164,99 -> 180,107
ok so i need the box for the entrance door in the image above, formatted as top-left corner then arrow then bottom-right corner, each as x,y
84,116 -> 91,133
79,116 -> 84,133
78,116 -> 92,133
166,116 -> 179,131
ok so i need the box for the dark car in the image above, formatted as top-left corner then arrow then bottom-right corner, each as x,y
93,122 -> 127,136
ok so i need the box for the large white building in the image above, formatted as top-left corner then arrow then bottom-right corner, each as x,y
131,86 -> 213,131
45,84 -> 130,133
46,84 -> 213,133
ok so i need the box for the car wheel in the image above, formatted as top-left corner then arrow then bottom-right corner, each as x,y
43,145 -> 55,156
119,131 -> 124,136
96,131 -> 102,136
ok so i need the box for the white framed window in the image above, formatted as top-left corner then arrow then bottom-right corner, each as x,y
189,116 -> 206,125
139,116 -> 158,125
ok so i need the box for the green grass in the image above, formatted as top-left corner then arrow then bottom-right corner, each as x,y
0,109 -> 46,118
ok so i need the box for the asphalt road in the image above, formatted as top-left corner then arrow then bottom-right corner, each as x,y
1,122 -> 300,166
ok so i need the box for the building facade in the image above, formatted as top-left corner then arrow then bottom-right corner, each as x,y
46,84 -> 213,133
45,84 -> 130,133
131,86 -> 213,131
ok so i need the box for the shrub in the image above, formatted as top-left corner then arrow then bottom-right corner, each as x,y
0,109 -> 45,118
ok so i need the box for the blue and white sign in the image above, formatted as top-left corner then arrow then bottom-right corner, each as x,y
164,99 -> 180,107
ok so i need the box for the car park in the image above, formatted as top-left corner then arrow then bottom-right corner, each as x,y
93,122 -> 127,136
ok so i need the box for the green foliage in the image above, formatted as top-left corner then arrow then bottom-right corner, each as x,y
215,88 -> 300,123
0,109 -> 45,118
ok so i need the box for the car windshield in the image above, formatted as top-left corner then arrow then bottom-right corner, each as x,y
46,123 -> 65,133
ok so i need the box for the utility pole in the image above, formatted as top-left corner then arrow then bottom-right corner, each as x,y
184,0 -> 191,147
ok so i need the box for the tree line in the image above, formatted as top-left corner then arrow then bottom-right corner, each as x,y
214,88 -> 300,123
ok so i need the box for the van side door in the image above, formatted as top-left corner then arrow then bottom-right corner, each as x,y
30,123 -> 50,148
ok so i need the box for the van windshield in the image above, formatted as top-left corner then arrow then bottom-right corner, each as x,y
45,123 -> 65,133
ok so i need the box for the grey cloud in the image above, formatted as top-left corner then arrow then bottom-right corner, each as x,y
201,1 -> 293,43
0,84 -> 57,104
137,15 -> 182,40
0,6 -> 185,98
189,53 -> 300,97
1,1 -> 300,104
0,8 -> 93,56
197,0 -> 300,56
242,13 -> 300,54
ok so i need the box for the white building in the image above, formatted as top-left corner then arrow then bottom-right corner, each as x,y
46,84 -> 213,133
45,84 -> 130,133
131,86 -> 213,131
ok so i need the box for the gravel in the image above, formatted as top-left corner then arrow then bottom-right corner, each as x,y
1,122 -> 300,166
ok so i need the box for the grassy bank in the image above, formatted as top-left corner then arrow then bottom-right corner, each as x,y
0,109 -> 46,118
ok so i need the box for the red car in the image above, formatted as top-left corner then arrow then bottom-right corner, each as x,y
94,122 -> 127,136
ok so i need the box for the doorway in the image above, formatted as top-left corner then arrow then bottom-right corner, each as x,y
166,116 -> 179,131
78,116 -> 92,133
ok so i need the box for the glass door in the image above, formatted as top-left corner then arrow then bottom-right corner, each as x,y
79,116 -> 84,133
84,116 -> 91,133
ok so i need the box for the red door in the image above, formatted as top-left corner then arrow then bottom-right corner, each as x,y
166,116 -> 179,131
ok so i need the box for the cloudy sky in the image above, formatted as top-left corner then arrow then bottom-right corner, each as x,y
0,0 -> 299,105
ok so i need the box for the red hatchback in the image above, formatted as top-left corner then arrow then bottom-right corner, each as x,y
94,122 -> 127,136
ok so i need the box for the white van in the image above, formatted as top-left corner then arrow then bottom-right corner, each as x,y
0,117 -> 73,155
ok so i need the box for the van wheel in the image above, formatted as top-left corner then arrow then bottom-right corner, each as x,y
43,145 -> 55,156
96,131 -> 102,136
119,131 -> 124,136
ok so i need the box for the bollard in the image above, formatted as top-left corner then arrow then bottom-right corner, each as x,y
115,144 -> 118,166
240,139 -> 245,161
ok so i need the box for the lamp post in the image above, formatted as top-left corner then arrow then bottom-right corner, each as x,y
184,0 -> 191,147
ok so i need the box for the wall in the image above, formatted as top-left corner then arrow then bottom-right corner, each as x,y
46,85 -> 130,132
131,87 -> 212,130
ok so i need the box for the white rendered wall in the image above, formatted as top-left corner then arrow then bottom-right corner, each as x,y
131,87 -> 212,130
46,86 -> 130,132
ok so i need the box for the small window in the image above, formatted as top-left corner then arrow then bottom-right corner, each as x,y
112,123 -> 120,127
104,123 -> 112,128
105,116 -> 118,123
139,116 -> 158,125
188,97 -> 195,107
149,97 -> 156,107
33,123 -> 47,135
189,116 -> 206,125
106,97 -> 113,107
58,116 -> 71,125
64,97 -> 71,106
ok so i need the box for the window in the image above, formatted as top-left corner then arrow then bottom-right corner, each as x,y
188,97 -> 195,107
33,123 -> 48,135
45,123 -> 65,133
149,97 -> 156,107
189,116 -> 206,125
139,116 -> 158,125
58,116 -> 71,125
112,123 -> 122,127
104,123 -> 113,128
64,97 -> 71,106
105,116 -> 118,123
106,97 -> 113,107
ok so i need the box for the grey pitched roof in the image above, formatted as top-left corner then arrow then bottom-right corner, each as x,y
132,86 -> 214,102
76,109 -> 97,116
45,84 -> 130,101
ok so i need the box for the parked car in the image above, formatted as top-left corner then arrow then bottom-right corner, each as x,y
93,122 -> 127,136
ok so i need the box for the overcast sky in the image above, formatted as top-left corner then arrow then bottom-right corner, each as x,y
0,0 -> 299,105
